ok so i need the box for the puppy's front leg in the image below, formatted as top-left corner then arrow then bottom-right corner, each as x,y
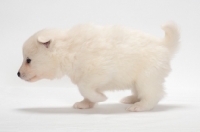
73,88 -> 107,109
79,86 -> 107,103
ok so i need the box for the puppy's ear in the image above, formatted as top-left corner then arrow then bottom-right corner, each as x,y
37,36 -> 51,48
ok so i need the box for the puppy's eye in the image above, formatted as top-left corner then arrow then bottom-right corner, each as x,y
26,58 -> 31,64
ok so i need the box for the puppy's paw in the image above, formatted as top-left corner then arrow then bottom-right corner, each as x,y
126,102 -> 153,112
120,95 -> 139,104
73,99 -> 95,109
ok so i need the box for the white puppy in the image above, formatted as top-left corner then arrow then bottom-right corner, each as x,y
18,22 -> 179,112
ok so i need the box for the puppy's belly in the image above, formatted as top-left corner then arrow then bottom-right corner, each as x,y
97,79 -> 134,92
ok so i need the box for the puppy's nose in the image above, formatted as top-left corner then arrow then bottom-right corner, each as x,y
17,72 -> 20,77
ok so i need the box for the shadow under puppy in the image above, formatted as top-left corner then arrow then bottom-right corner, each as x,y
18,22 -> 179,112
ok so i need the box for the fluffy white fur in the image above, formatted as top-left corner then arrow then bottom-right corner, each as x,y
18,22 -> 179,112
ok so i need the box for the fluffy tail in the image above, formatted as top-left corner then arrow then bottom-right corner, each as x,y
161,22 -> 180,54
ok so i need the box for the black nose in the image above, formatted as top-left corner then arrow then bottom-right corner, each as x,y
17,72 -> 20,77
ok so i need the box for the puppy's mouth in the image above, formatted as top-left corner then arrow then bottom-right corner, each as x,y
26,76 -> 38,82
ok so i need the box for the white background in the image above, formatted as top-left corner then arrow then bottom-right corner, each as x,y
0,0 -> 200,132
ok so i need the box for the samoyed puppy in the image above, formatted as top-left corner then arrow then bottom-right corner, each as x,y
18,22 -> 179,112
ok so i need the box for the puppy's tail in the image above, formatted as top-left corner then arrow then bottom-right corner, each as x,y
161,22 -> 180,54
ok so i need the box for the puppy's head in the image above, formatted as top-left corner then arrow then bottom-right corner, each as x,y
18,29 -> 65,82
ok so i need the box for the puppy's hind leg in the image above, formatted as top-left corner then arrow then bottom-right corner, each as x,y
126,67 -> 166,112
120,87 -> 140,104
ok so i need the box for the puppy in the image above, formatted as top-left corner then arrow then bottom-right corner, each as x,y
18,22 -> 179,112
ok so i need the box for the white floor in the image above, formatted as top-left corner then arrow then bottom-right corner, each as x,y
1,86 -> 200,132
